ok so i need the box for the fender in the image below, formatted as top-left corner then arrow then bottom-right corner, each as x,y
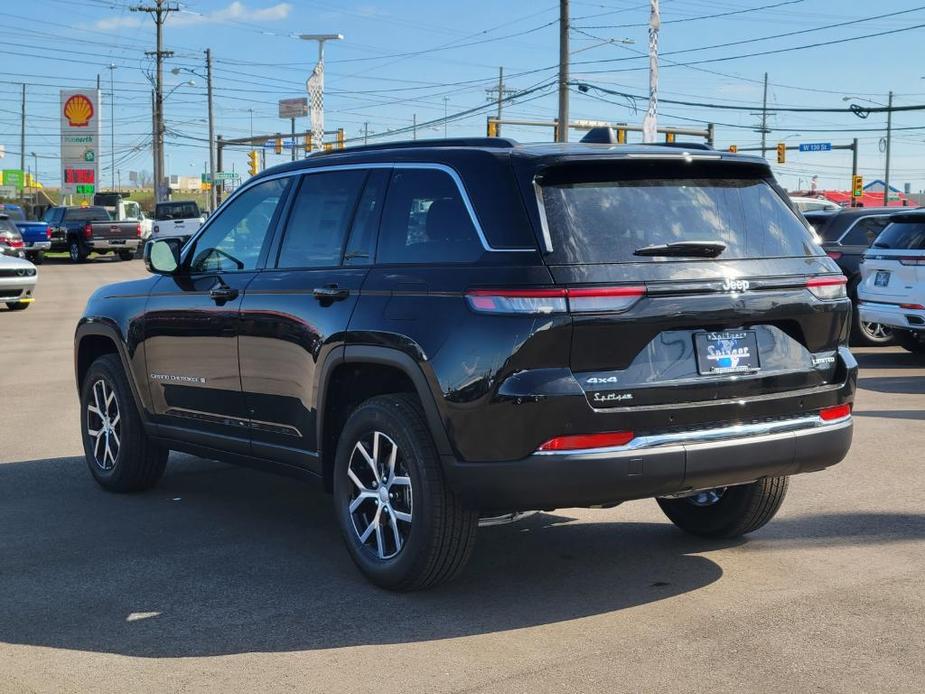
74,318 -> 154,432
316,344 -> 454,459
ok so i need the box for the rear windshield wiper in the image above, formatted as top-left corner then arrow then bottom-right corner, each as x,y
633,240 -> 727,258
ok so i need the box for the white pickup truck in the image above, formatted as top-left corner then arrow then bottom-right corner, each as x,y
152,200 -> 205,242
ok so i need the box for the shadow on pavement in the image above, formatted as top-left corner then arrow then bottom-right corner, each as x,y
858,376 -> 925,395
854,409 -> 925,421
0,454 -> 921,658
854,350 -> 925,370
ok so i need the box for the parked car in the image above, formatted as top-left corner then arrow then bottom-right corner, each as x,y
152,200 -> 204,242
75,137 -> 856,590
804,207 -> 899,346
44,206 -> 142,263
790,196 -> 841,213
0,252 -> 37,310
1,204 -> 52,264
857,209 -> 925,354
0,215 -> 26,258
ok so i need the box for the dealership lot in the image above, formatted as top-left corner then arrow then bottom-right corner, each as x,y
0,259 -> 923,693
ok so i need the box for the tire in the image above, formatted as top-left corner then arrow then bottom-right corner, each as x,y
5,301 -> 30,311
118,250 -> 134,261
895,330 -> 925,354
68,238 -> 88,263
851,305 -> 894,346
27,251 -> 44,265
333,393 -> 478,591
79,354 -> 167,492
656,477 -> 789,539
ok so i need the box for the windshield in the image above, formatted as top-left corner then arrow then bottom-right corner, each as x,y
873,221 -> 925,250
156,202 -> 200,220
541,176 -> 821,264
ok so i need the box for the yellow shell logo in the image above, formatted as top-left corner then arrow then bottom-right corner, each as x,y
64,94 -> 94,127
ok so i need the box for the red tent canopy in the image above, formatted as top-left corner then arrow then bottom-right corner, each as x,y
794,190 -> 916,208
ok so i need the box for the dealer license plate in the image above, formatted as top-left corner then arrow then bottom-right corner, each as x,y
695,330 -> 760,375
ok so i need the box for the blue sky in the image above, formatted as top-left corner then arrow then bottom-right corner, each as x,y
3,0 -> 925,192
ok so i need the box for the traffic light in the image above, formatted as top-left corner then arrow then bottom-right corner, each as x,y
304,132 -> 313,153
852,175 -> 864,198
336,128 -> 345,150
274,135 -> 283,155
776,142 -> 786,164
616,128 -> 626,144
665,131 -> 676,144
728,145 -> 737,153
248,150 -> 259,176
487,117 -> 498,137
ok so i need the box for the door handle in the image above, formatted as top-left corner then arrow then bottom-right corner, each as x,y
209,285 -> 239,304
313,285 -> 350,301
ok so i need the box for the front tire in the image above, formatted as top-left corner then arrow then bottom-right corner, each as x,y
68,238 -> 88,263
333,394 -> 478,591
80,354 -> 167,492
657,477 -> 789,538
5,301 -> 30,311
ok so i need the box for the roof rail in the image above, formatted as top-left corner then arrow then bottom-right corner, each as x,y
313,137 -> 519,156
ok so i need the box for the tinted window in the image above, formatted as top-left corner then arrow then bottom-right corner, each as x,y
804,213 -> 837,239
189,179 -> 287,273
64,207 -> 110,222
345,170 -> 389,266
873,221 -> 925,250
276,170 -> 366,269
0,218 -> 18,234
156,201 -> 200,220
842,216 -> 889,246
377,169 -> 482,264
542,177 -> 821,263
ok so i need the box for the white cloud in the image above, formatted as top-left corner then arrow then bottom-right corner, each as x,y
93,16 -> 142,31
173,2 -> 293,26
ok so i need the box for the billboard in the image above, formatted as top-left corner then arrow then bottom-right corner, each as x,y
278,97 -> 308,119
60,89 -> 100,196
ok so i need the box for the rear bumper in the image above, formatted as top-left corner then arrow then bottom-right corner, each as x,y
858,301 -> 925,331
444,415 -> 853,512
88,239 -> 140,252
24,241 -> 51,252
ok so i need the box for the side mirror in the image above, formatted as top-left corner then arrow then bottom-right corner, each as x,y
144,238 -> 182,275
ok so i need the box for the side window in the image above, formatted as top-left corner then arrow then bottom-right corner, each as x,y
345,169 -> 389,266
276,170 -> 366,269
843,216 -> 890,246
377,168 -> 483,264
43,208 -> 59,224
188,178 -> 288,273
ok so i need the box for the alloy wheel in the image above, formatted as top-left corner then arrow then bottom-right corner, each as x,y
346,431 -> 413,560
86,378 -> 121,471
860,321 -> 893,343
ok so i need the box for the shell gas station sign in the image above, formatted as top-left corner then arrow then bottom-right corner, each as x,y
60,89 -> 100,196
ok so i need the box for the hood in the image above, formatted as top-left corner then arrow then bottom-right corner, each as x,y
0,254 -> 37,271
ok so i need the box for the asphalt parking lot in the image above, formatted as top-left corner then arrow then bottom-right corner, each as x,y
0,258 -> 923,693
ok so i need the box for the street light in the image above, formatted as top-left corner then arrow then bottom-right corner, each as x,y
844,93 -> 893,205
174,54 -> 216,211
299,33 -> 343,152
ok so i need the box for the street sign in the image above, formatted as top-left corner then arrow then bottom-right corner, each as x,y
2,169 -> 23,188
214,171 -> 239,181
0,185 -> 17,197
279,97 -> 308,119
201,173 -> 212,183
798,142 -> 832,152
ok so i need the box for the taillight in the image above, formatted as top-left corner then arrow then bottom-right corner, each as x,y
136,223 -> 143,238
465,285 -> 646,315
537,431 -> 635,452
899,256 -> 925,266
900,303 -> 925,310
9,239 -> 24,248
45,226 -> 52,239
82,223 -> 93,240
826,250 -> 843,260
819,404 -> 851,421
807,275 -> 847,300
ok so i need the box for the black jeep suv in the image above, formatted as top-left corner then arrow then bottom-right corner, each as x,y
75,137 -> 856,590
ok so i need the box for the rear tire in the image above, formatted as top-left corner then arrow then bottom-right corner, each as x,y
118,250 -> 134,261
333,394 -> 478,591
80,354 -> 167,492
851,305 -> 894,346
68,238 -> 88,263
27,251 -> 44,265
895,330 -> 925,354
657,477 -> 789,538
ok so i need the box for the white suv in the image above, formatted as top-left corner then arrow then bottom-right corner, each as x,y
857,210 -> 925,354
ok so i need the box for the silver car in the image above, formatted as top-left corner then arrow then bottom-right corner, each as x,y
0,253 -> 38,311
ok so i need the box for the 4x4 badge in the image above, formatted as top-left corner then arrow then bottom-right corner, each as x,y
722,278 -> 750,292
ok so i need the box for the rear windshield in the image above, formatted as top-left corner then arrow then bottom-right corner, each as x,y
873,221 -> 925,250
2,206 -> 25,221
156,202 -> 200,220
64,207 -> 110,222
803,214 -> 839,240
541,176 -> 821,263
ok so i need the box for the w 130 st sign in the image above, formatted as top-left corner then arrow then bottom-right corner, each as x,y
60,89 -> 100,196
798,142 -> 832,152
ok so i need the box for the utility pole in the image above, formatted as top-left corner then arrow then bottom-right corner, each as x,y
107,64 -> 117,189
443,97 -> 448,138
557,1 -> 569,142
851,137 -> 859,207
205,48 -> 216,211
884,90 -> 893,206
132,1 -> 178,202
642,0 -> 660,143
485,67 -> 515,136
760,72 -> 768,158
413,113 -> 417,140
291,118 -> 296,161
364,121 -> 369,145
150,89 -> 158,202
19,84 -> 25,198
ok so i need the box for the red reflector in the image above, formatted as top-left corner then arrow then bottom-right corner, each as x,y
819,404 -> 851,421
537,431 -> 635,452
567,286 -> 646,298
826,250 -> 843,260
900,303 -> 925,310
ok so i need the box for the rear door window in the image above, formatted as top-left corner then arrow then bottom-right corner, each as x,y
873,221 -> 925,250
841,216 -> 890,246
64,207 -> 109,222
156,202 -> 200,220
377,168 -> 483,264
540,175 -> 821,263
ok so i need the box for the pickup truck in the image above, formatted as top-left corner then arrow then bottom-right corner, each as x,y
93,193 -> 153,240
1,204 -> 51,264
152,200 -> 205,242
44,206 -> 142,263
